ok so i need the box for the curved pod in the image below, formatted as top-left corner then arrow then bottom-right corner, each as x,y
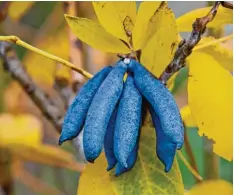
83,61 -> 127,162
128,60 -> 184,149
59,66 -> 112,145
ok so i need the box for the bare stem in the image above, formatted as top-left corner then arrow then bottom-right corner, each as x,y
0,36 -> 93,79
0,42 -> 64,131
159,1 -> 224,84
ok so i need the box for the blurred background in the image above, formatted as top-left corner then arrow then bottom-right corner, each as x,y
0,1 -> 232,195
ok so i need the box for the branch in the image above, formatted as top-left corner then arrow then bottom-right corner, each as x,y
159,1 -> 229,84
0,42 -> 64,131
0,36 -> 93,79
221,1 -> 233,9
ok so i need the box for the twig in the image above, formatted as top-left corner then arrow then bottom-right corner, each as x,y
0,42 -> 64,131
53,63 -> 75,109
158,1 -> 232,181
0,36 -> 93,79
177,151 -> 203,182
221,1 -> 233,9
159,1 -> 223,84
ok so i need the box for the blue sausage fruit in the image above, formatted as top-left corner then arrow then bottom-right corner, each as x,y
128,60 -> 184,149
115,140 -> 139,176
104,107 -> 118,171
83,61 -> 127,162
150,107 -> 177,172
59,66 -> 112,145
114,74 -> 142,168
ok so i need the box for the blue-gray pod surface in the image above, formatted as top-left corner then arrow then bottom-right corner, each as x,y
114,74 -> 142,168
115,139 -> 139,176
150,107 -> 177,172
104,107 -> 118,171
83,61 -> 127,162
128,60 -> 184,149
59,66 -> 112,145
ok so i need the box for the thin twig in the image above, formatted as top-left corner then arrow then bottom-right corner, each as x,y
159,1 -> 223,84
0,36 -> 93,79
0,42 -> 64,131
177,151 -> 203,182
158,1 -> 232,181
221,1 -> 233,9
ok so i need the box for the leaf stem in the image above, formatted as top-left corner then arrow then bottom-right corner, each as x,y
0,36 -> 93,79
177,151 -> 203,182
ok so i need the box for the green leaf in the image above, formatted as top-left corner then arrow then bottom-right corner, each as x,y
132,1 -> 161,50
65,15 -> 130,54
93,2 -> 137,43
78,126 -> 184,195
176,6 -> 233,32
141,3 -> 178,77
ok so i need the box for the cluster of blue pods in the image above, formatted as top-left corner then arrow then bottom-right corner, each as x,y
59,59 -> 184,176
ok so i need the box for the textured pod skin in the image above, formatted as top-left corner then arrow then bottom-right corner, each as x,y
114,74 -> 142,168
104,107 -> 118,171
115,140 -> 139,176
150,107 -> 176,172
59,66 -> 112,145
83,61 -> 127,162
128,60 -> 184,149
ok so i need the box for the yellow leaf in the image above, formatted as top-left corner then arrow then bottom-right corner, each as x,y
132,1 -> 161,50
65,15 -> 130,54
0,113 -> 84,172
177,6 -> 233,32
78,126 -> 184,195
188,180 -> 232,195
8,2 -> 34,20
93,1 -> 137,42
141,3 -> 178,77
13,144 -> 84,172
23,28 -> 70,86
0,114 -> 41,147
194,36 -> 233,72
180,105 -> 197,127
187,52 -> 233,161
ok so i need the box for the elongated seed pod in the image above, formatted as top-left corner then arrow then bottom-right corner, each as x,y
59,66 -> 112,145
150,107 -> 177,172
104,107 -> 118,171
115,140 -> 139,176
128,60 -> 184,149
114,74 -> 142,168
83,61 -> 127,162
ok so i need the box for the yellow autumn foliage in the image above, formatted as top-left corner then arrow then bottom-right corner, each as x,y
0,113 -> 84,172
188,180 -> 232,195
188,52 -> 232,161
65,15 -> 130,54
141,2 -> 178,77
177,6 -> 233,32
93,2 -> 137,42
